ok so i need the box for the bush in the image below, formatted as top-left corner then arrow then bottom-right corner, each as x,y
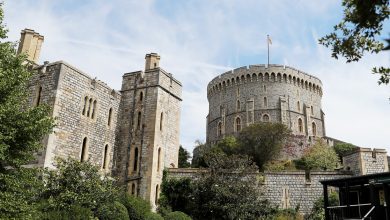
40,205 -> 94,220
275,208 -> 303,220
164,211 -> 192,220
145,212 -> 164,220
120,194 -> 151,220
307,191 -> 339,220
96,201 -> 129,220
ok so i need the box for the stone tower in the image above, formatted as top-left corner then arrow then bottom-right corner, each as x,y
17,28 -> 44,64
114,53 -> 182,208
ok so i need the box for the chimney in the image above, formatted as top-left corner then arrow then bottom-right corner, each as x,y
17,29 -> 44,64
145,53 -> 160,71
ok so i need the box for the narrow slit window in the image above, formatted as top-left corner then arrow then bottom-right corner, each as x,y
108,108 -> 112,126
87,98 -> 92,117
312,122 -> 316,136
311,106 -> 314,115
157,148 -> 161,172
139,92 -> 143,102
36,86 -> 42,106
155,184 -> 159,205
236,117 -> 241,132
102,144 -> 109,169
298,118 -> 303,133
82,96 -> 88,115
131,183 -> 136,195
81,137 -> 88,162
133,147 -> 139,171
160,112 -> 163,131
218,122 -> 222,136
137,111 -> 142,130
237,100 -> 240,111
263,97 -> 268,108
297,101 -> 300,112
91,100 -> 97,119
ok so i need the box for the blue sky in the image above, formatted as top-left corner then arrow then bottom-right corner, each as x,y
4,0 -> 390,154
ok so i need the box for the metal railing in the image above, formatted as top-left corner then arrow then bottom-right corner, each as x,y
326,203 -> 374,220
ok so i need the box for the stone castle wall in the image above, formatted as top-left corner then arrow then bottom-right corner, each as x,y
343,148 -> 389,175
206,65 -> 325,149
167,168 -> 351,215
28,61 -> 121,171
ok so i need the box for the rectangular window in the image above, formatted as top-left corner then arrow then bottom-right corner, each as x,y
247,100 -> 254,124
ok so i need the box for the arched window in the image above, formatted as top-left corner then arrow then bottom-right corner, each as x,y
91,100 -> 97,119
36,86 -> 42,106
102,144 -> 109,170
312,122 -> 317,136
262,114 -> 269,122
108,108 -> 112,126
155,184 -> 159,205
139,92 -> 143,102
311,106 -> 314,115
263,85 -> 267,92
137,111 -> 142,130
81,137 -> 88,162
131,183 -> 136,195
263,97 -> 268,108
237,88 -> 240,96
297,101 -> 300,112
298,118 -> 303,133
217,122 -> 222,137
160,112 -> 163,131
236,117 -> 241,132
237,100 -> 240,111
133,147 -> 139,171
157,148 -> 161,172
87,98 -> 92,117
82,96 -> 88,115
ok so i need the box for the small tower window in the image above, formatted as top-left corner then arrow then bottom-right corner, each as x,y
262,114 -> 269,122
139,92 -> 143,102
157,148 -> 161,172
311,106 -> 314,115
91,100 -> 97,119
81,137 -> 88,162
155,184 -> 159,205
312,122 -> 316,136
297,101 -> 300,112
131,183 -> 136,195
237,88 -> 240,96
36,86 -> 42,106
237,100 -> 240,111
108,108 -> 112,126
133,147 -> 139,171
236,117 -> 241,132
82,96 -> 88,115
298,118 -> 303,133
217,122 -> 222,137
137,111 -> 142,130
87,98 -> 93,117
102,144 -> 109,170
263,97 -> 268,108
160,112 -> 163,131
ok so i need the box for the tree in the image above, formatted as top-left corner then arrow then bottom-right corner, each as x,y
298,140 -> 340,171
178,146 -> 191,168
191,140 -> 208,168
319,0 -> 390,85
333,142 -> 357,162
237,122 -> 291,169
0,2 -> 54,170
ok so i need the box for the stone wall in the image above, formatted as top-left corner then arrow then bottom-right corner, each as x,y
206,65 -> 325,159
28,61 -> 121,172
343,148 -> 389,175
167,168 -> 351,215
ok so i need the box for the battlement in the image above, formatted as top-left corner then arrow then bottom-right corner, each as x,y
343,147 -> 389,176
207,64 -> 323,98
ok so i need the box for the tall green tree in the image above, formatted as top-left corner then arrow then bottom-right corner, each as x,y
319,0 -> 390,85
178,146 -> 191,168
238,122 -> 291,169
298,140 -> 340,171
0,3 -> 54,170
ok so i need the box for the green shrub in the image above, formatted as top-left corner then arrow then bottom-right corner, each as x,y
96,201 -> 129,220
120,194 -> 151,220
41,205 -> 94,220
164,211 -> 192,220
275,208 -> 303,220
145,212 -> 164,220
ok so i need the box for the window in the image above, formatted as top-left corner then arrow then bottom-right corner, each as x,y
298,118 -> 303,133
139,92 -> 143,102
237,88 -> 240,96
237,100 -> 240,111
133,147 -> 139,171
82,96 -> 88,115
102,144 -> 109,170
137,111 -> 142,130
311,106 -> 314,115
262,114 -> 269,122
81,137 -> 88,162
263,85 -> 267,92
155,185 -> 159,205
236,117 -> 241,132
312,122 -> 316,136
263,97 -> 268,108
297,101 -> 300,112
91,100 -> 97,119
36,86 -> 42,106
108,108 -> 112,126
157,148 -> 161,172
131,183 -> 136,195
87,98 -> 92,117
160,112 -> 163,131
217,122 -> 222,136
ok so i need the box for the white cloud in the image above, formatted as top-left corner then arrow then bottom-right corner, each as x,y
4,0 -> 390,154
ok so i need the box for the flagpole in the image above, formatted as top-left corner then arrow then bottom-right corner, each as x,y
267,35 -> 269,66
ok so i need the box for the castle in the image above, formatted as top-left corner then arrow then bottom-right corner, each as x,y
19,28 -> 389,215
20,29 -> 182,208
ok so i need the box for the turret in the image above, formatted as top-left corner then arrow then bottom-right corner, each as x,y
17,28 -> 44,64
145,53 -> 160,71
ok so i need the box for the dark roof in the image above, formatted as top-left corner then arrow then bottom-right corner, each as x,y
321,172 -> 390,187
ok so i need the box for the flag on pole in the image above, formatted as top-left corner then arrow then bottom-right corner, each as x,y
267,35 -> 272,45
